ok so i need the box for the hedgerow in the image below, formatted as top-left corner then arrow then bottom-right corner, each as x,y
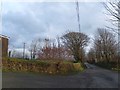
2,57 -> 84,75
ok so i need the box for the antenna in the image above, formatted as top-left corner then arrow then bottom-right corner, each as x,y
76,0 -> 81,32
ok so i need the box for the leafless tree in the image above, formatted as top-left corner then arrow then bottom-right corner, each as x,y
87,48 -> 95,63
93,28 -> 117,63
103,0 -> 120,32
38,37 -> 72,61
57,36 -> 61,59
29,38 -> 41,59
61,32 -> 89,63
103,0 -> 120,60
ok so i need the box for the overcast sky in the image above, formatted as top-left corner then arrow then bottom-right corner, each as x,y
1,1 -> 110,52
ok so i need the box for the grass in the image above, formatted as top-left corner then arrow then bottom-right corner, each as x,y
2,57 -> 85,75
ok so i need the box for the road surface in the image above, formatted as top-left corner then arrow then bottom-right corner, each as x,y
2,63 -> 119,88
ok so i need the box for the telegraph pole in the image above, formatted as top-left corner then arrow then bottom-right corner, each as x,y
23,42 -> 26,59
76,0 -> 81,32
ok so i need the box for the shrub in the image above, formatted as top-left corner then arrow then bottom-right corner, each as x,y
94,61 -> 120,71
73,63 -> 84,71
2,57 -> 84,75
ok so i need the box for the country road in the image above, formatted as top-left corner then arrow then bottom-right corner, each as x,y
2,63 -> 119,88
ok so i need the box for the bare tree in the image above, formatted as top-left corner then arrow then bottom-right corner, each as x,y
103,0 -> 120,31
61,32 -> 89,63
38,37 -> 72,61
103,0 -> 120,60
57,36 -> 61,59
87,48 -> 95,63
38,38 -> 53,60
93,28 -> 117,63
29,38 -> 41,59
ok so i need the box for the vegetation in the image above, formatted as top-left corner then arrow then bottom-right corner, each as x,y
85,1 -> 120,71
61,32 -> 89,63
5,31 -> 90,75
103,0 -> 120,31
2,57 -> 84,75
87,28 -> 119,71
7,1 -> 120,72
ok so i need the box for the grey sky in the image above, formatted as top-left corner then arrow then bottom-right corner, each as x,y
2,1 -> 109,51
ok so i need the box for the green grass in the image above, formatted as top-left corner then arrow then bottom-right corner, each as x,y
2,57 -> 85,75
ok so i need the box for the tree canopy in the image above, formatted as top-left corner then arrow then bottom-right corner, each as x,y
61,32 -> 89,63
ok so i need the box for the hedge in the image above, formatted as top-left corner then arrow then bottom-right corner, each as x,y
94,61 -> 120,71
2,57 -> 84,75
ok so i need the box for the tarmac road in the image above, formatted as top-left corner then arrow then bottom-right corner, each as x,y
2,63 -> 119,88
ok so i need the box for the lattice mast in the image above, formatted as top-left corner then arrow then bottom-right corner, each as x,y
76,0 -> 81,32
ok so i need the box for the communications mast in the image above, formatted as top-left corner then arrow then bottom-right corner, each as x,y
76,0 -> 81,32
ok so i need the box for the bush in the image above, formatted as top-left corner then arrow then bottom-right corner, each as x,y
2,57 -> 84,75
94,61 -> 120,71
73,63 -> 84,71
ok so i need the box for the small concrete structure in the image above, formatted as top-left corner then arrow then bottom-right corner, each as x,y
0,34 -> 9,57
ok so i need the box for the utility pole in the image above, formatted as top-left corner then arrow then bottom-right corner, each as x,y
23,42 -> 26,59
76,0 -> 81,32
